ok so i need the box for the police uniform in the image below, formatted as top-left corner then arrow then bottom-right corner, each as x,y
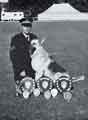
9,17 -> 38,85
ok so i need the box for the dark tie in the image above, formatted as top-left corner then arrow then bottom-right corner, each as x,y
26,35 -> 30,41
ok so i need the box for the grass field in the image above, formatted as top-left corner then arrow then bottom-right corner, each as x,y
0,21 -> 88,120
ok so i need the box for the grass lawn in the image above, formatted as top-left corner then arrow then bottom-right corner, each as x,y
0,21 -> 88,120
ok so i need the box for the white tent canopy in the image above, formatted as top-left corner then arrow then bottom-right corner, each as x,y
0,0 -> 8,3
38,3 -> 88,21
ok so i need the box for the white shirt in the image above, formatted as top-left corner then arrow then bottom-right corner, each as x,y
23,32 -> 30,41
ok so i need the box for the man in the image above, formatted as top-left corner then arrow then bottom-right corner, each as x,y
9,17 -> 38,96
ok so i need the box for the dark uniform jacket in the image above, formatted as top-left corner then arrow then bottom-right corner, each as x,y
10,32 -> 38,82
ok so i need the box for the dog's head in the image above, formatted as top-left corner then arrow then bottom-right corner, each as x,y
31,39 -> 40,48
30,39 -> 40,56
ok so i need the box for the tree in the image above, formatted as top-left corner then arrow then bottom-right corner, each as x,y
67,0 -> 88,12
8,0 -> 88,14
9,0 -> 56,14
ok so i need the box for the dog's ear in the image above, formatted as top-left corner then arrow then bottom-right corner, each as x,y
31,47 -> 36,55
29,44 -> 36,56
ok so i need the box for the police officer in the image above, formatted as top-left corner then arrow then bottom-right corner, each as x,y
9,17 -> 38,95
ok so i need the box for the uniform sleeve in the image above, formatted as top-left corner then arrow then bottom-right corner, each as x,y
9,36 -> 26,81
31,33 -> 38,40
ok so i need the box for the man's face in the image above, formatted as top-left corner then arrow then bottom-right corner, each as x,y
22,25 -> 32,34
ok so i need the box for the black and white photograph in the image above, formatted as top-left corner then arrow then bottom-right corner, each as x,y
0,0 -> 88,120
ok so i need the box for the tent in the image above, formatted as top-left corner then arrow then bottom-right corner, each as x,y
38,3 -> 88,21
